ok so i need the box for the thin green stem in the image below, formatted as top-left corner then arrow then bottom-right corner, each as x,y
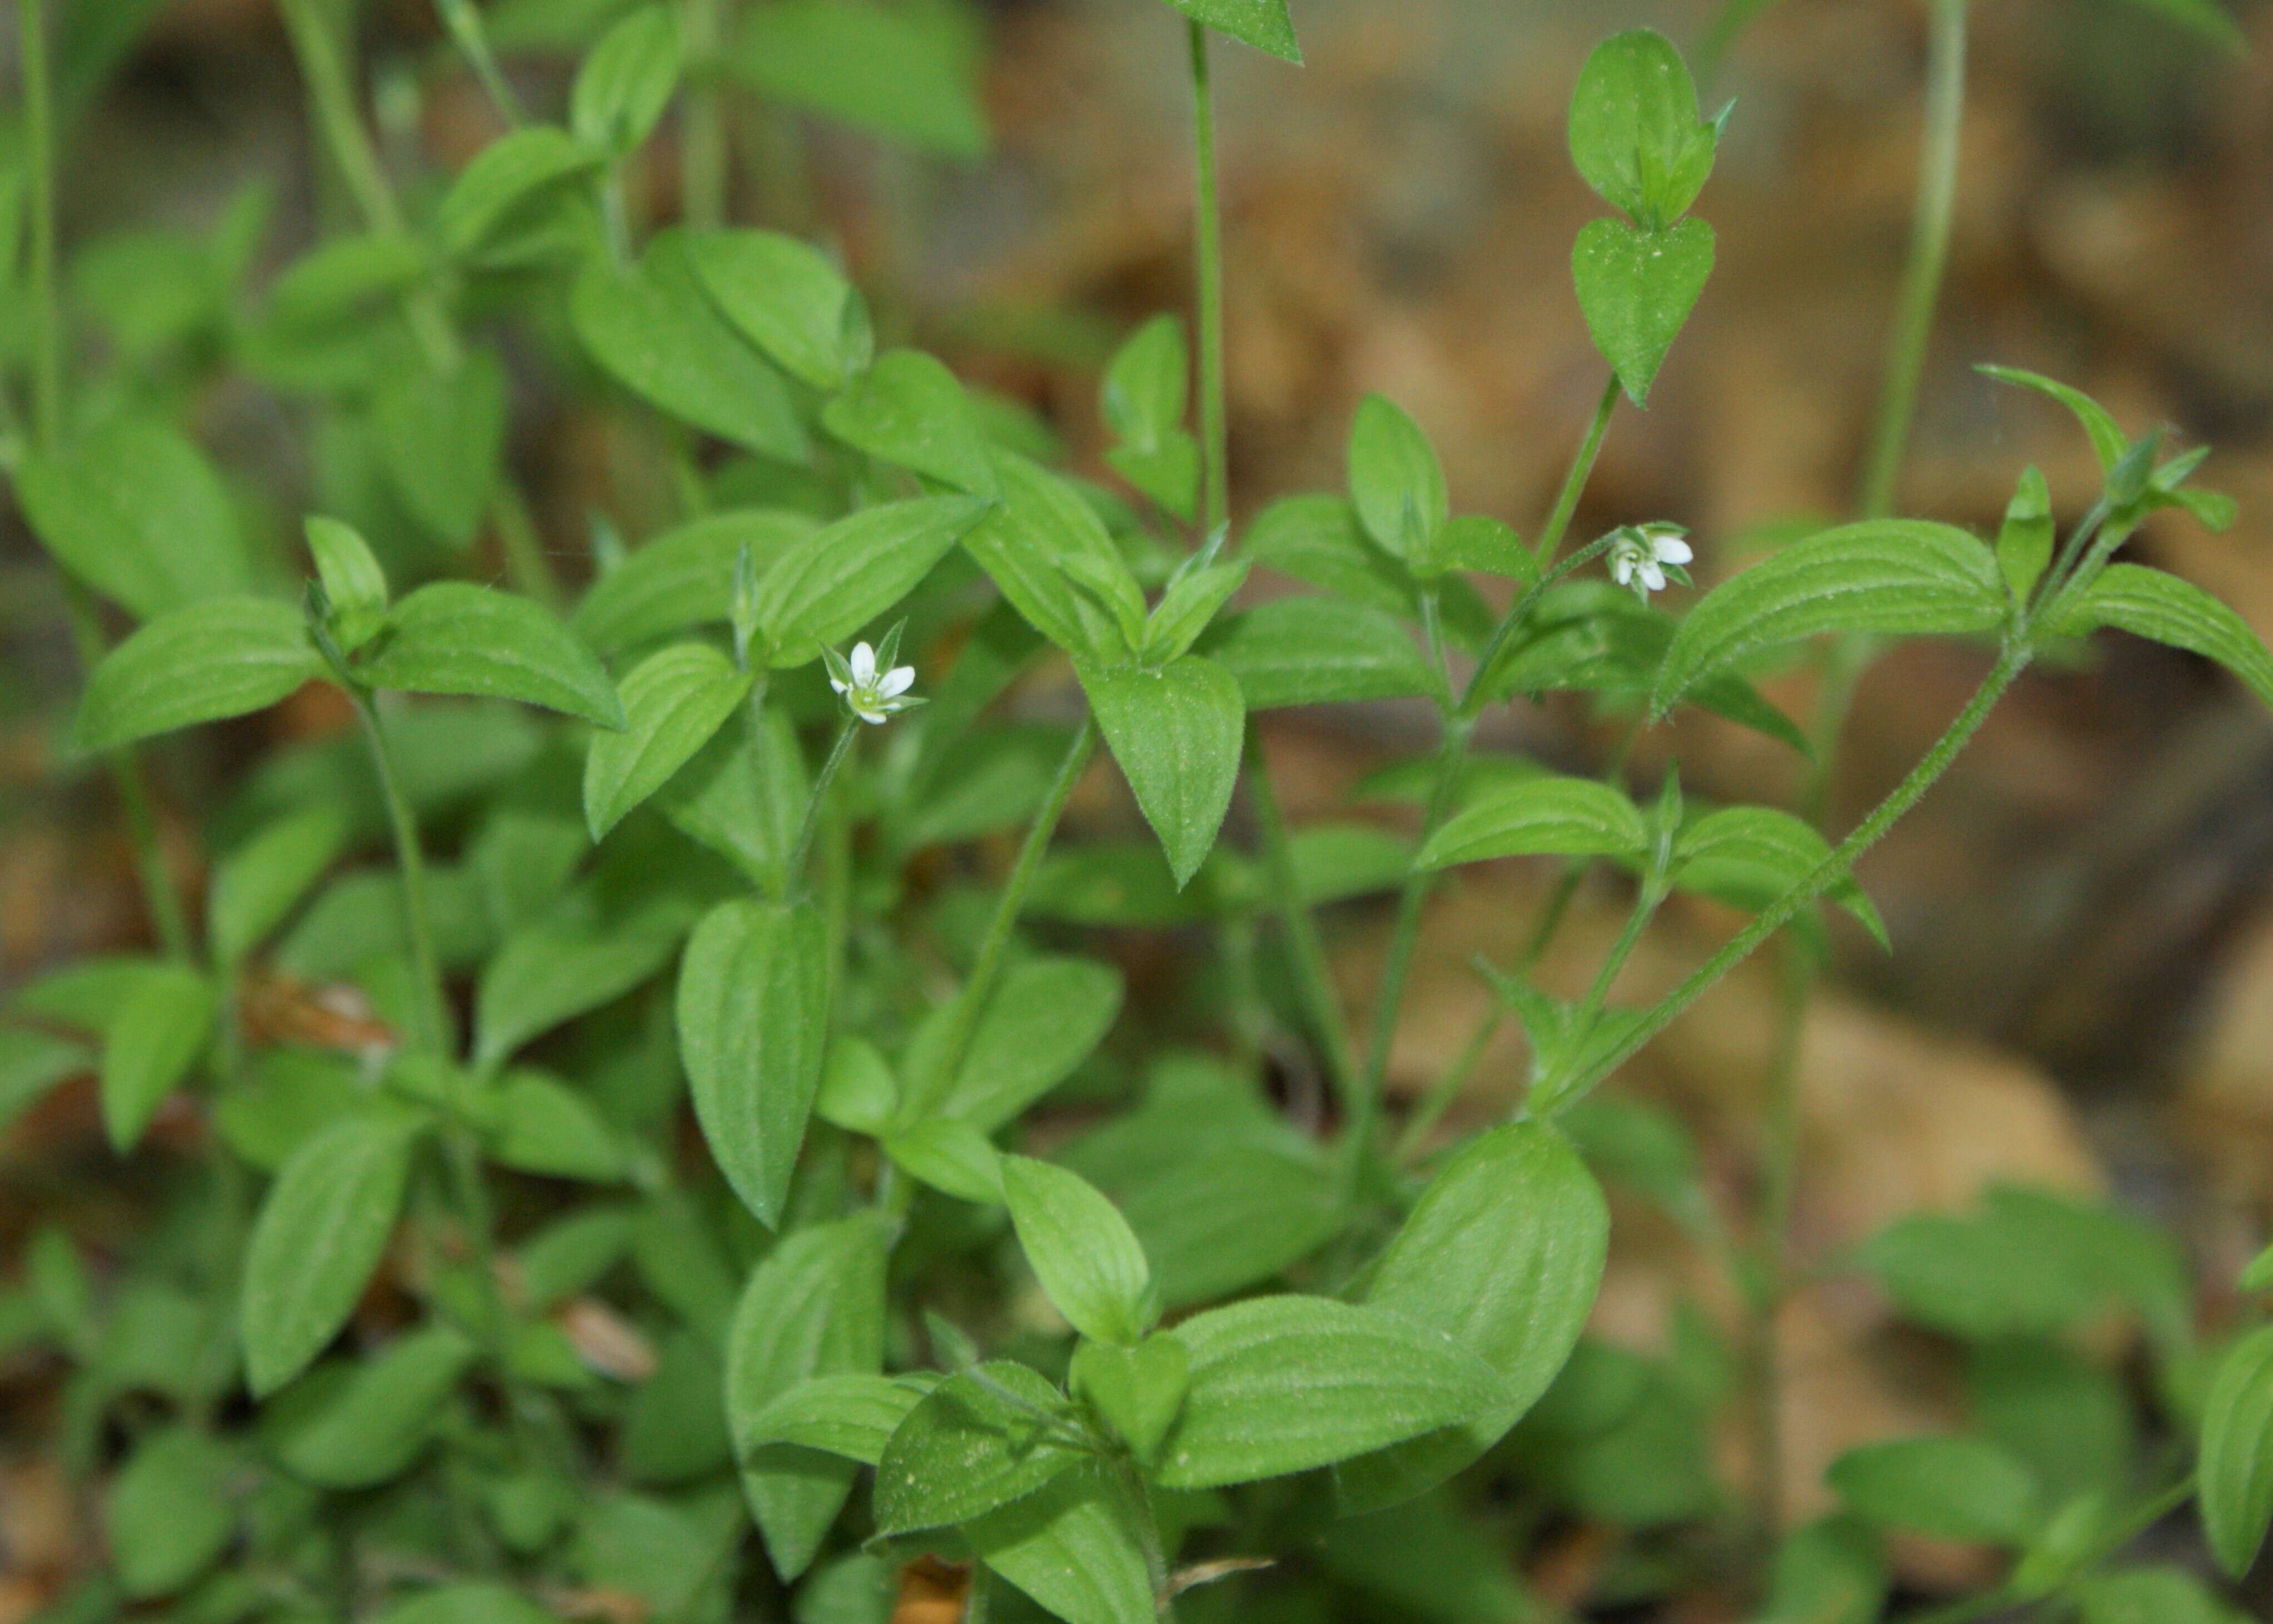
1459,533 -> 1619,722
279,0 -> 463,373
1393,1000 -> 1497,1163
682,0 -> 732,229
1186,18 -> 1229,533
1856,0 -> 1967,521
19,0 -> 193,963
1577,877 -> 1662,1021
1552,640 -> 2027,1111
1244,729 -> 1362,1115
917,718 -> 1099,1111
434,0 -> 527,128
789,716 -> 861,893
1533,374 -> 1620,566
348,691 -> 451,1055
492,485 -> 564,612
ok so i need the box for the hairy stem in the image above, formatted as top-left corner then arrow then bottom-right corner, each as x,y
1532,374 -> 1620,566
1856,0 -> 1967,521
920,718 -> 1098,1107
1558,640 -> 2027,1109
1186,18 -> 1228,533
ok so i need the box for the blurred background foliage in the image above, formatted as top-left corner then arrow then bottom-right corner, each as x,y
2,0 -> 2271,1614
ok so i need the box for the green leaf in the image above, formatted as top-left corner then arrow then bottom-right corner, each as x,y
0,1027 -> 89,1135
209,806 -> 350,965
76,596 -> 321,750
437,125 -> 605,258
1155,1296 -> 1506,1489
583,642 -> 753,840
1652,519 -> 2006,717
883,1119 -> 1004,1203
1347,393 -> 1449,566
965,1463 -> 1156,1624
740,1372 -> 934,1464
875,1361 -> 1087,1533
1759,1518 -> 1889,1624
272,1323 -> 479,1488
963,454 -> 1139,663
822,347 -> 999,497
657,709 -> 804,890
306,516 -> 390,652
242,1112 -> 423,1396
1080,656 -> 1245,888
1437,513 -> 1536,581
1340,1122 -> 1611,1512
572,229 -> 808,462
106,1425 -> 236,1597
1102,315 -> 1187,453
2080,1567 -> 2251,1624
2202,1326 -> 2273,1577
13,418 -> 252,620
99,966 -> 213,1152
919,955 -> 1125,1130
1070,1336 -> 1189,1464
1567,29 -> 1718,225
1573,215 -> 1715,405
1002,1156 -> 1157,1345
724,1213 -> 890,1578
730,0 -> 990,158
1162,0 -> 1302,63
1827,1435 -> 2043,1546
473,902 -> 685,1066
2044,563 -> 2273,712
572,508 -> 819,658
678,898 -> 830,1225
571,6 -> 684,153
2114,0 -> 2248,51
1979,364 -> 2128,471
1116,1138 -> 1342,1308
485,1069 -> 627,1181
1417,774 -> 1649,870
372,1583 -> 558,1624
266,232 -> 430,330
372,351 -> 508,548
362,583 -> 626,728
692,228 -> 872,391
1997,466 -> 2055,604
1141,560 -> 1247,665
754,495 -> 989,665
1245,492 -> 1493,641
1201,595 -> 1434,709
1672,805 -> 1886,947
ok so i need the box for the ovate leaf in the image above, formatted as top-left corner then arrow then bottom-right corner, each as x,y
1417,774 -> 1649,870
106,1426 -> 237,1597
1567,28 -> 1719,224
1652,519 -> 2006,715
1828,1435 -> 2043,1546
1347,394 -> 1448,566
740,1372 -> 932,1464
730,0 -> 990,158
1672,804 -> 1886,946
583,641 -> 753,840
1002,1156 -> 1157,1346
1201,595 -> 1433,710
572,229 -> 806,461
921,955 -> 1125,1130
822,347 -> 998,497
2044,563 -> 2273,712
691,228 -> 872,391
100,966 -> 214,1151
676,898 -> 830,1225
362,583 -> 626,729
724,1213 -> 890,1577
14,419 -> 251,620
474,904 -> 685,1066
2201,1326 -> 2273,1578
372,352 -> 508,548
1339,1122 -> 1610,1512
1573,215 -> 1714,405
753,495 -> 989,665
966,1464 -> 1156,1624
242,1112 -> 423,1396
437,125 -> 604,258
209,805 -> 350,965
272,1324 -> 479,1488
76,596 -> 321,750
1080,656 -> 1245,888
962,453 -> 1137,663
571,6 -> 684,154
874,1362 -> 1086,1533
1162,0 -> 1301,63
572,508 -> 818,658
1154,1296 -> 1505,1489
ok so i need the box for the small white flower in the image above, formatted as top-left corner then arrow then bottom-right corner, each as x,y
826,639 -> 919,725
1607,524 -> 1695,601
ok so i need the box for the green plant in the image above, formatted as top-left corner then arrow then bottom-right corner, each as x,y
2,2 -> 2267,1622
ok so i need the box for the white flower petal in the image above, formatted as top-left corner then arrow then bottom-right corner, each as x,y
878,665 -> 916,698
1639,561 -> 1666,592
848,642 -> 876,685
828,675 -> 849,695
1654,537 -> 1693,566
1611,553 -> 1636,585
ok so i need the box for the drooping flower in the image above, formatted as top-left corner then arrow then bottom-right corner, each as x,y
824,639 -> 920,724
1607,523 -> 1695,601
